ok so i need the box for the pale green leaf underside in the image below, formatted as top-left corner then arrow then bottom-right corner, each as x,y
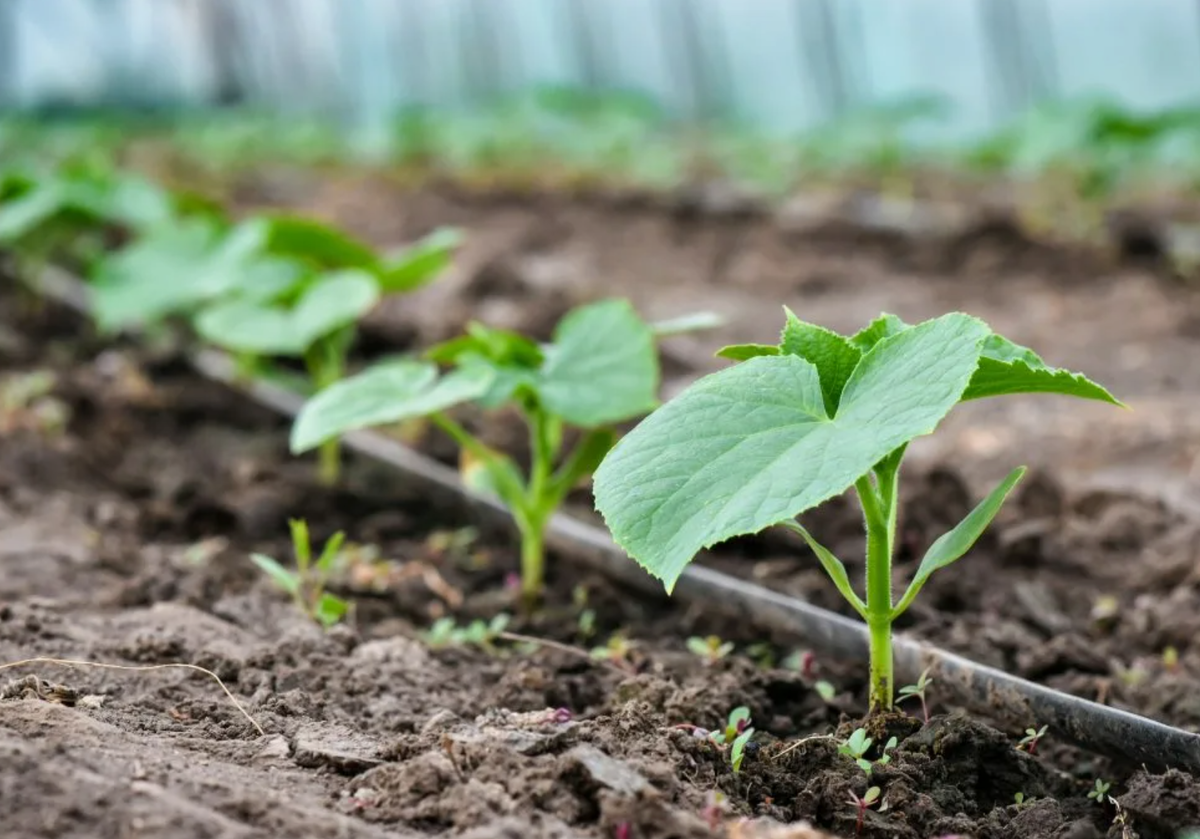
593,314 -> 990,592
538,299 -> 659,427
891,466 -> 1027,619
290,361 -> 493,453
779,308 -> 862,413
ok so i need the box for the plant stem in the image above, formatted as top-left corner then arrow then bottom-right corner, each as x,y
306,338 -> 345,486
516,514 -> 546,607
856,474 -> 894,712
518,407 -> 559,606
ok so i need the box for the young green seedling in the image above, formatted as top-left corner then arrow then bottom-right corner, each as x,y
290,298 -> 661,604
424,614 -> 511,653
686,635 -> 734,665
195,223 -> 460,485
838,728 -> 896,777
251,519 -> 350,629
896,667 -> 934,723
593,309 -> 1120,710
1088,778 -> 1112,803
847,786 -> 882,838
1017,724 -> 1048,755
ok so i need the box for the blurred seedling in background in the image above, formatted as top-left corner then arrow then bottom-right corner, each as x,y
847,786 -> 883,838
572,585 -> 597,640
1162,646 -> 1180,672
590,633 -> 638,670
194,222 -> 460,485
838,728 -> 897,777
594,309 -> 1119,712
896,667 -> 934,723
1017,724 -> 1048,754
424,614 -> 511,653
250,519 -> 350,629
701,790 -> 729,831
686,635 -> 734,665
0,370 -> 69,435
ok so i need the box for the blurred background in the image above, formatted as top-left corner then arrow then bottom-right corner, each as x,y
3,0 -> 1200,507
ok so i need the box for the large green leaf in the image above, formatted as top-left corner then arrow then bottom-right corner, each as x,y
90,218 -> 268,330
379,228 -> 461,292
290,361 -> 494,454
593,314 -> 989,592
779,309 -> 863,413
538,299 -> 659,427
961,335 -> 1122,405
891,466 -> 1026,619
195,270 -> 379,356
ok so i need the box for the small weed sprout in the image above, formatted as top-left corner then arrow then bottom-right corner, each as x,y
839,728 -> 897,777
424,614 -> 511,653
1088,778 -> 1112,802
701,790 -> 728,831
673,706 -> 755,774
1162,646 -> 1180,672
896,667 -> 934,723
250,519 -> 349,628
686,635 -> 734,665
847,786 -> 882,838
729,726 -> 754,774
594,310 -> 1119,711
591,633 -> 636,668
815,680 -> 838,703
1017,724 -> 1048,755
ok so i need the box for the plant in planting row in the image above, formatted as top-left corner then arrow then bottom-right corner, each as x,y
592,308 -> 1120,710
0,163 -> 460,484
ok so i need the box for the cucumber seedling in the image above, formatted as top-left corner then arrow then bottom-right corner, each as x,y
195,222 -> 460,485
593,309 -> 1120,711
290,298 -> 661,604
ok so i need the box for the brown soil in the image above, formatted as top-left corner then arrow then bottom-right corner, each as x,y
3,181 -> 1200,838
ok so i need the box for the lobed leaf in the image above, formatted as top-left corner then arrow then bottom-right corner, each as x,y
593,314 -> 990,593
961,335 -> 1122,405
290,361 -> 494,454
779,308 -> 862,413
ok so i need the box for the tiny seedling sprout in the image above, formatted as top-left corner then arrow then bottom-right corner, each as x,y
594,309 -> 1120,711
250,518 -> 350,629
1018,724 -> 1048,754
847,785 -> 882,838
424,614 -> 511,653
896,667 -> 934,723
838,728 -> 897,777
686,635 -> 734,665
1088,778 -> 1112,802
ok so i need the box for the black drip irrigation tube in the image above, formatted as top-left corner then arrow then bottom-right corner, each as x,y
32,267 -> 1200,775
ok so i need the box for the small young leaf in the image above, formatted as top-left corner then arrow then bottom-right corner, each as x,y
379,227 -> 461,292
313,592 -> 349,628
593,314 -> 990,593
290,270 -> 380,345
290,361 -> 493,453
715,343 -> 779,362
892,466 -> 1026,619
781,521 -> 867,617
961,334 -> 1121,405
686,636 -> 713,657
779,308 -> 863,413
315,530 -> 347,576
250,553 -> 302,596
460,444 -> 527,510
537,299 -> 659,427
730,728 -> 754,773
289,518 -> 313,569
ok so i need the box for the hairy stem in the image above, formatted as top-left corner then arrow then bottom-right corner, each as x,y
856,474 -> 894,711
